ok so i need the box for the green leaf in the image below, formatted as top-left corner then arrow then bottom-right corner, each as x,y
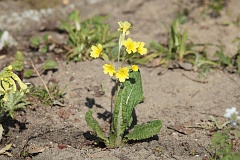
11,61 -> 23,71
30,37 -> 40,48
68,10 -> 80,21
85,110 -> 109,144
215,50 -> 231,66
23,69 -> 34,78
2,91 -> 28,118
178,31 -> 187,59
125,120 -> 162,141
40,45 -> 48,54
11,51 -> 24,71
211,132 -> 229,147
43,60 -> 57,70
15,51 -> 24,61
149,42 -> 167,52
113,71 -> 144,136
43,34 -> 49,43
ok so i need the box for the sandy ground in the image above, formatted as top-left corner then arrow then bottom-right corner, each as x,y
0,0 -> 240,159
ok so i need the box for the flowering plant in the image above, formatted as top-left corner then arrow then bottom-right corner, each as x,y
0,65 -> 29,118
85,21 -> 162,147
211,107 -> 240,159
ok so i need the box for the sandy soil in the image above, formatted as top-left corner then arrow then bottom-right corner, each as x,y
0,0 -> 240,160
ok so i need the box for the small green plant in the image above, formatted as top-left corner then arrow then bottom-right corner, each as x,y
136,19 -> 216,73
214,45 -> 240,74
0,65 -> 29,118
60,11 -> 118,62
30,34 -> 49,53
11,51 -> 24,72
211,107 -> 240,160
200,0 -> 228,18
11,51 -> 58,78
28,83 -> 65,107
0,91 -> 28,119
85,21 -> 162,148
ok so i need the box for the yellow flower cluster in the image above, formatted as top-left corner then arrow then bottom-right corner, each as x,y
118,21 -> 131,35
123,38 -> 147,55
102,64 -> 137,82
89,21 -> 146,82
0,65 -> 28,101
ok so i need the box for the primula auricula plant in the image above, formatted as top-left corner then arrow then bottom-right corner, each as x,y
85,21 -> 162,148
0,65 -> 29,118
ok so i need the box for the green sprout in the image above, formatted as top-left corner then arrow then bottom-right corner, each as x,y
85,21 -> 162,148
28,83 -> 66,107
214,44 -> 240,75
30,34 -> 49,54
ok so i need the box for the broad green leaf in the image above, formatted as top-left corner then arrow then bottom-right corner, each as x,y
11,51 -> 24,71
30,37 -> 40,48
43,60 -> 57,70
125,120 -> 162,141
11,61 -> 23,71
85,110 -> 109,144
113,71 -> 144,136
15,51 -> 24,61
40,45 -> 48,54
24,69 -> 34,78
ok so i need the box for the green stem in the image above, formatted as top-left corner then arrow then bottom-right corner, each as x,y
118,33 -> 125,65
115,86 -> 125,146
110,33 -> 123,133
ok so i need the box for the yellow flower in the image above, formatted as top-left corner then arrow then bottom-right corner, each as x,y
137,42 -> 147,55
131,65 -> 138,71
103,64 -> 116,77
116,67 -> 129,82
123,38 -> 138,54
90,44 -> 103,58
118,21 -> 131,35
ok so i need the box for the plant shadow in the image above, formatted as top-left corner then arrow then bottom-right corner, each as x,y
83,131 -> 106,148
42,68 -> 58,75
1,114 -> 28,137
85,97 -> 104,109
